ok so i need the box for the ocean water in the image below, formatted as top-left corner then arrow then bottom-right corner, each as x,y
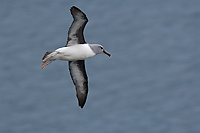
0,0 -> 200,133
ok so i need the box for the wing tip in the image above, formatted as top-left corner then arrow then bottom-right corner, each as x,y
70,6 -> 88,21
76,89 -> 88,108
77,93 -> 87,108
78,101 -> 86,108
79,103 -> 85,108
70,6 -> 81,11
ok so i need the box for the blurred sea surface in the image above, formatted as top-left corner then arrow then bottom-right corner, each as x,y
0,0 -> 200,133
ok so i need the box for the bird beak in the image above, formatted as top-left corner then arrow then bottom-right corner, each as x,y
103,50 -> 111,57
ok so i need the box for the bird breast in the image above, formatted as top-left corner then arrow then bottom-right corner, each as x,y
55,44 -> 96,61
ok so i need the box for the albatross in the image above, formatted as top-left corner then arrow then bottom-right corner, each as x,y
42,6 -> 111,108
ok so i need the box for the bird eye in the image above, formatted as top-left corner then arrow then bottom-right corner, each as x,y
100,46 -> 103,49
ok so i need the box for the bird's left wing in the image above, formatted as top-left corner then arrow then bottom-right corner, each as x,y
68,60 -> 88,108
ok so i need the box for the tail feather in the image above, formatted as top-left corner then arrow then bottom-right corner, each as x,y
41,51 -> 57,69
42,60 -> 54,69
42,51 -> 54,62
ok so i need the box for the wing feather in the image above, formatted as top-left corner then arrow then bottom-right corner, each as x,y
66,6 -> 88,46
66,6 -> 89,108
68,60 -> 88,108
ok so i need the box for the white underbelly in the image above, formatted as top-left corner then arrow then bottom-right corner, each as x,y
54,44 -> 95,61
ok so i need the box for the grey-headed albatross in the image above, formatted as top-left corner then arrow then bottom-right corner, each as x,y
42,6 -> 111,108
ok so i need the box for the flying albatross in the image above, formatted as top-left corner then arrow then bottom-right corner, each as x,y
42,6 -> 111,108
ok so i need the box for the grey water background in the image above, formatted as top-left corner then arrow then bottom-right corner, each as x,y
0,0 -> 200,132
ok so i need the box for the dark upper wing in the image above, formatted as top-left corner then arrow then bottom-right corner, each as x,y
66,6 -> 88,46
66,6 -> 89,108
69,60 -> 88,108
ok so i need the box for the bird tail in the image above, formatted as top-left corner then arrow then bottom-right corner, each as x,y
41,51 -> 57,69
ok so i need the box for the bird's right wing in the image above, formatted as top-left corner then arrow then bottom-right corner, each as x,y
66,6 -> 88,46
